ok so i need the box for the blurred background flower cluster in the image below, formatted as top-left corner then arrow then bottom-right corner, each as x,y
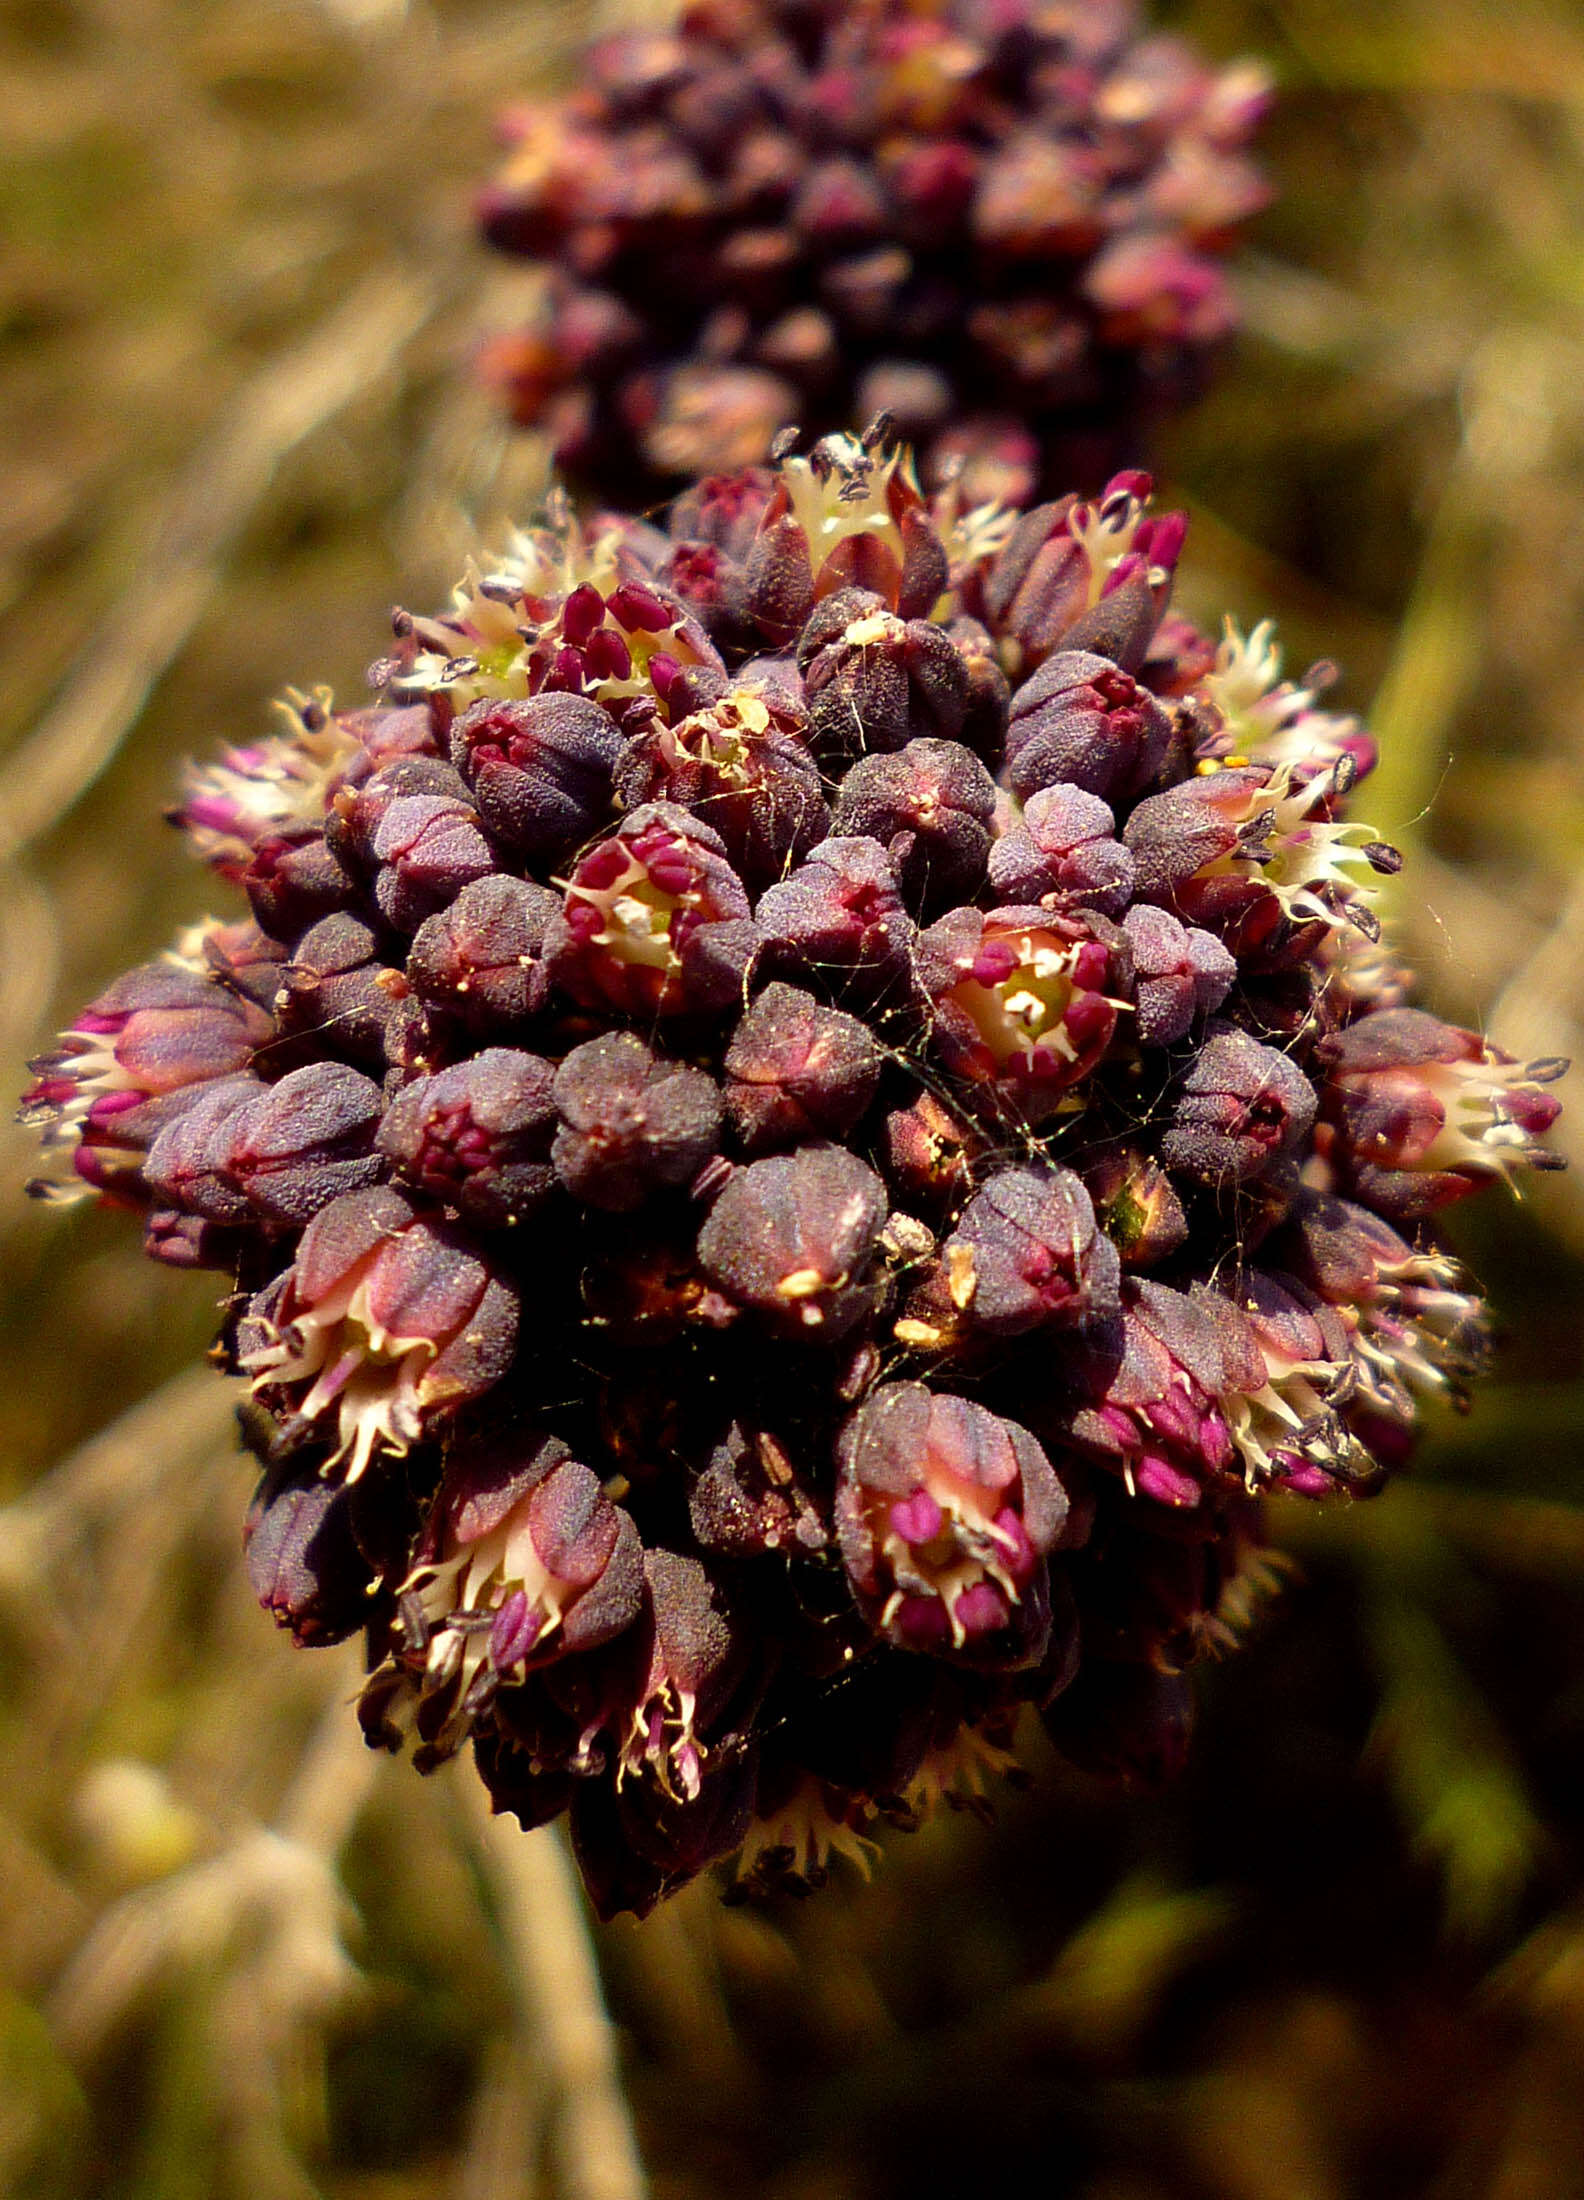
4,0 -> 1584,2194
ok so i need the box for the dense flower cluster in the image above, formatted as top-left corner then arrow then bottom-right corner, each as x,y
477,0 -> 1270,504
21,429 -> 1563,1916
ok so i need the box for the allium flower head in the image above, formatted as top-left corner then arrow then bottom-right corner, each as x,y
22,424 -> 1563,1916
476,0 -> 1271,503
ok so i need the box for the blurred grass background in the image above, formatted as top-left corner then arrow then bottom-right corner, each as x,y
4,0 -> 1584,2193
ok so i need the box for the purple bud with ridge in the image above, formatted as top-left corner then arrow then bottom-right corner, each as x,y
697,1144 -> 888,1341
1121,904 -> 1236,1046
941,614 -> 1012,768
369,791 -> 496,935
797,587 -> 969,757
756,835 -> 918,1011
450,692 -> 623,861
245,1465 -> 382,1649
1161,1026 -> 1317,1183
944,1164 -> 1122,1336
243,827 -> 361,943
551,1032 -> 721,1211
830,738 -> 996,914
156,1060 -> 387,1228
1005,650 -> 1174,805
276,913 -> 407,1067
379,1049 -> 557,1228
138,1074 -> 265,1224
327,756 -> 472,876
406,875 -> 561,1036
722,982 -> 882,1153
987,783 -> 1135,916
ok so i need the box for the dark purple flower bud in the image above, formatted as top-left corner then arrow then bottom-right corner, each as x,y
756,835 -> 918,1011
136,1074 -> 263,1224
1161,1027 -> 1317,1184
984,498 -> 1087,660
1083,1147 -> 1189,1267
1042,1662 -> 1195,1792
919,905 -> 1118,1123
697,1144 -> 888,1340
797,587 -> 969,757
185,918 -> 288,1014
449,692 -> 623,860
835,1383 -> 1069,1665
406,875 -> 561,1036
1317,1008 -> 1566,1215
551,1032 -> 721,1211
242,1185 -> 519,1479
245,1464 -> 381,1648
545,804 -> 758,1021
987,783 -> 1135,916
689,1421 -> 829,1560
326,756 -> 473,875
148,1060 -> 386,1228
144,1207 -> 246,1271
944,1165 -> 1122,1337
276,913 -> 406,1067
379,1049 -> 557,1228
830,738 -> 996,914
668,466 -> 775,563
368,791 -> 495,935
722,982 -> 882,1152
612,680 -> 827,891
1005,650 -> 1174,806
242,826 -> 361,942
1121,904 -> 1236,1046
1140,614 -> 1220,700
22,961 -> 274,1206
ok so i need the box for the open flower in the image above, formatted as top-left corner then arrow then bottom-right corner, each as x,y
836,1384 -> 1073,1665
242,1188 -> 519,1481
